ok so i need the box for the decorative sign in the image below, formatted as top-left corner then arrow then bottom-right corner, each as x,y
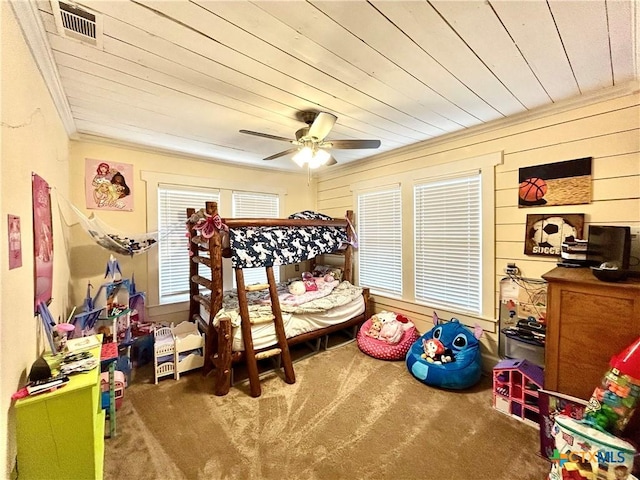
524,213 -> 585,257
518,157 -> 592,207
33,173 -> 53,312
85,158 -> 133,211
8,214 -> 22,269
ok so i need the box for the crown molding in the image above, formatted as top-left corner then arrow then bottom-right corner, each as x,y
9,0 -> 77,138
74,133 -> 304,175
327,80 -> 640,172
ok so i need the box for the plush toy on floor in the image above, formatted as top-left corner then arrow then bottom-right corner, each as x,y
357,311 -> 419,361
406,312 -> 483,389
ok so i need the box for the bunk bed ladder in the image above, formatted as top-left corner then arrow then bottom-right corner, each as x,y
235,266 -> 295,397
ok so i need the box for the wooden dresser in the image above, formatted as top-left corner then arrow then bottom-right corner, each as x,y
542,267 -> 640,400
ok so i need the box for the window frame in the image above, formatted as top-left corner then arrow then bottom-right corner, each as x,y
142,171 -> 285,321
413,171 -> 482,315
355,185 -> 403,297
352,151 -> 501,320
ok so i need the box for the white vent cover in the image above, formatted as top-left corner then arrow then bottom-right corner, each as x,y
51,1 -> 103,48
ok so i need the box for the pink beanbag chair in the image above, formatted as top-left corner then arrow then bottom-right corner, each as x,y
357,314 -> 420,361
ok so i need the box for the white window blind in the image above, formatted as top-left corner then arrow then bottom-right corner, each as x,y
232,191 -> 280,286
158,186 -> 219,304
357,188 -> 402,296
414,173 -> 481,314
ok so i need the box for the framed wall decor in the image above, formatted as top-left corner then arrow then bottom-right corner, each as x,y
85,158 -> 134,211
33,173 -> 54,312
8,214 -> 22,269
524,213 -> 585,257
518,157 -> 592,207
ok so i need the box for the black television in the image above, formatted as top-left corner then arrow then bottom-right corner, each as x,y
586,225 -> 631,269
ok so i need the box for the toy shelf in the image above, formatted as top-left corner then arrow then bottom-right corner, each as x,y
492,358 -> 544,428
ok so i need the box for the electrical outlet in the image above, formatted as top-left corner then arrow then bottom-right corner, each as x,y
295,264 -> 299,271
504,263 -> 519,275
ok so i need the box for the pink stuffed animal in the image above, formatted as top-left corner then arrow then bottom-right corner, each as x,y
376,311 -> 405,345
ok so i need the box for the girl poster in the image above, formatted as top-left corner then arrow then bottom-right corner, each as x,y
32,173 -> 53,312
8,214 -> 22,269
85,158 -> 133,211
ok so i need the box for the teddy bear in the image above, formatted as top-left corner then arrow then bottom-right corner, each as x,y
365,316 -> 383,339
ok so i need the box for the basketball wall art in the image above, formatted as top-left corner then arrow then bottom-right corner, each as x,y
524,213 -> 585,257
518,157 -> 592,207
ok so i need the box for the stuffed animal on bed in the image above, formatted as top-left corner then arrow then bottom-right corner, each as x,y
301,271 -> 318,292
288,281 -> 306,296
406,311 -> 484,389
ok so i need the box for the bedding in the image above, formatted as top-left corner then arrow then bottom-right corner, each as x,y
205,295 -> 365,351
229,218 -> 347,269
211,280 -> 363,327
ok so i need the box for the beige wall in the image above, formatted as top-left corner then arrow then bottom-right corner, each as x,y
3,0 -> 639,475
1,4 -> 71,477
316,86 -> 640,366
65,141 -> 316,323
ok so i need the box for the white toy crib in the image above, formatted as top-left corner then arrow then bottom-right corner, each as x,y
153,322 -> 204,384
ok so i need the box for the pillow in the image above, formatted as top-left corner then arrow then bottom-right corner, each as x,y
312,264 -> 343,281
288,211 -> 333,221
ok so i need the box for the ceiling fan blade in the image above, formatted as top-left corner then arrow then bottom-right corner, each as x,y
325,155 -> 337,166
307,112 -> 337,140
239,130 -> 294,143
325,139 -> 381,149
263,147 -> 299,161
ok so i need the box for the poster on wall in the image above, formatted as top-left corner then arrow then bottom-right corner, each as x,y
85,158 -> 133,211
8,214 -> 22,269
524,213 -> 585,257
518,157 -> 592,207
33,173 -> 53,312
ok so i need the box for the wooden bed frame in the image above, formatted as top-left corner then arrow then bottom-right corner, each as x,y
186,201 -> 371,396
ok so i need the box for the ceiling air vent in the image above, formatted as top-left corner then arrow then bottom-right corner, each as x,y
51,1 -> 103,48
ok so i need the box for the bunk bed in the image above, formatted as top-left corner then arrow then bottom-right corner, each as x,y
186,201 -> 371,396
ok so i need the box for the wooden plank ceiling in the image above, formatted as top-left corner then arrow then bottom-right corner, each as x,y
22,0 -> 639,170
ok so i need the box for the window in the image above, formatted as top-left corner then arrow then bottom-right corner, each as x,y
232,191 -> 280,286
158,185 -> 219,304
352,151 -> 500,319
356,187 -> 402,296
414,173 -> 481,314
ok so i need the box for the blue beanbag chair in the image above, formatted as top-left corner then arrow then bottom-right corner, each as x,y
406,312 -> 483,390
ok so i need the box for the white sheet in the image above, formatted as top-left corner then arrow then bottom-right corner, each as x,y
201,295 -> 365,351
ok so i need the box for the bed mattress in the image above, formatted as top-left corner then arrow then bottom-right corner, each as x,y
201,295 -> 365,351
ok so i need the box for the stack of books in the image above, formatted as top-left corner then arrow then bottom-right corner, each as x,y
26,374 -> 69,396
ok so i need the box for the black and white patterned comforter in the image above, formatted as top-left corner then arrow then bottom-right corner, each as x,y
229,211 -> 348,269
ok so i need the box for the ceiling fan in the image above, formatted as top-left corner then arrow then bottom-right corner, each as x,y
239,111 -> 381,168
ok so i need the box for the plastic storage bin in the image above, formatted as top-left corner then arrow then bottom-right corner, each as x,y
504,337 -> 544,367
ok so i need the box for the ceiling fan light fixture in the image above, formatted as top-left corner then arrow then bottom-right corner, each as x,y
308,149 -> 331,169
292,146 -> 312,167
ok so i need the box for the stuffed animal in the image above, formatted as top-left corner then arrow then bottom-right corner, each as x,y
365,316 -> 383,339
365,311 -> 412,345
421,338 -> 454,364
288,281 -> 306,296
407,311 -> 484,389
301,271 -> 318,291
378,313 -> 405,344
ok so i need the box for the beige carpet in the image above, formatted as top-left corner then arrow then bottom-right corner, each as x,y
104,341 -> 551,480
